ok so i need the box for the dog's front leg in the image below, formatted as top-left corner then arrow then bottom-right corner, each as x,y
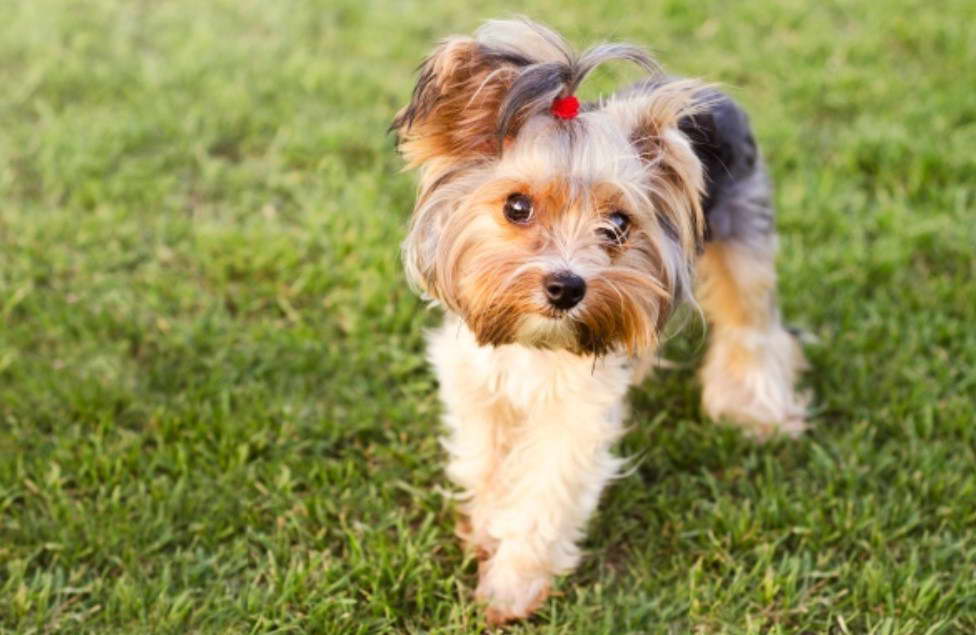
472,393 -> 626,625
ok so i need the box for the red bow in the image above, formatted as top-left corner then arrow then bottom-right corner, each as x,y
551,95 -> 580,120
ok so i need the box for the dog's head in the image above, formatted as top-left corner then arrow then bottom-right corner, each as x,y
392,19 -> 706,355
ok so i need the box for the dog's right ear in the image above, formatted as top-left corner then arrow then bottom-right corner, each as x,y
391,37 -> 523,169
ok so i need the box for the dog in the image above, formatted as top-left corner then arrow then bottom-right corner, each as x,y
391,18 -> 809,625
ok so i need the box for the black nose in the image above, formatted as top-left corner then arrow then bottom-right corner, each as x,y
543,271 -> 586,310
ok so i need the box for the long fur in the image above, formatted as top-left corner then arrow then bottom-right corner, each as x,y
392,18 -> 809,625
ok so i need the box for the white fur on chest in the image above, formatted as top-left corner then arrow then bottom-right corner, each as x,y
425,313 -> 636,618
428,314 -> 632,417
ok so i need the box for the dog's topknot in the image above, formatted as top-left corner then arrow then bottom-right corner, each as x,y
476,18 -> 660,139
391,18 -> 661,164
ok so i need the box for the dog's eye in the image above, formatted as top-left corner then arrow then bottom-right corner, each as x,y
598,211 -> 630,243
504,193 -> 533,224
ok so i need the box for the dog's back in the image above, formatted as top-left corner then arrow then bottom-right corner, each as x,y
680,91 -> 778,247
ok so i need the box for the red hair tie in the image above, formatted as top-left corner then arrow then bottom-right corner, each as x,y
551,95 -> 580,120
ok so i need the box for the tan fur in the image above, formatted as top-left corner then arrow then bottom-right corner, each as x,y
392,39 -> 516,170
697,241 -> 809,440
698,242 -> 774,328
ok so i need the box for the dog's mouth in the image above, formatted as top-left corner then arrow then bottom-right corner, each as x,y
538,306 -> 576,320
506,309 -> 616,356
569,320 -> 615,356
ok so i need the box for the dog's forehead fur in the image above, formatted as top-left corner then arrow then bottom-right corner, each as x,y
498,110 -> 651,193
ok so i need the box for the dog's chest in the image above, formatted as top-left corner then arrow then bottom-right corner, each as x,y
430,315 -> 632,415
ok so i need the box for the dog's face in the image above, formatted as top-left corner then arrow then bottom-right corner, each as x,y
393,21 -> 705,355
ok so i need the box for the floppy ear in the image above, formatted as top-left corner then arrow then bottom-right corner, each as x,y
609,80 -> 710,256
390,37 -> 523,169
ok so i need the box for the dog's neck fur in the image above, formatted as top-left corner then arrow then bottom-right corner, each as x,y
435,313 -> 633,413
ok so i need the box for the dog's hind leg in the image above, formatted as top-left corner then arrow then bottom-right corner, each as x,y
686,94 -> 809,440
697,237 -> 809,440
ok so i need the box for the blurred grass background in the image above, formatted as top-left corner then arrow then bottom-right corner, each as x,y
1,0 -> 974,632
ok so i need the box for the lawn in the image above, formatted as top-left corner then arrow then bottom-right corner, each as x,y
1,0 -> 974,632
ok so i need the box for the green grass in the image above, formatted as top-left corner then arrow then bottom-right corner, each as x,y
1,0 -> 974,632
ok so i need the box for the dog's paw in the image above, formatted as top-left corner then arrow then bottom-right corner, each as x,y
701,325 -> 810,441
475,559 -> 550,626
455,514 -> 496,563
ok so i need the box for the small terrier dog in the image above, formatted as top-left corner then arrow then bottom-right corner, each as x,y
392,18 -> 808,624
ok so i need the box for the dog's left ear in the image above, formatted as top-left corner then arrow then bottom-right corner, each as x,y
390,36 -> 523,169
609,80 -> 710,255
